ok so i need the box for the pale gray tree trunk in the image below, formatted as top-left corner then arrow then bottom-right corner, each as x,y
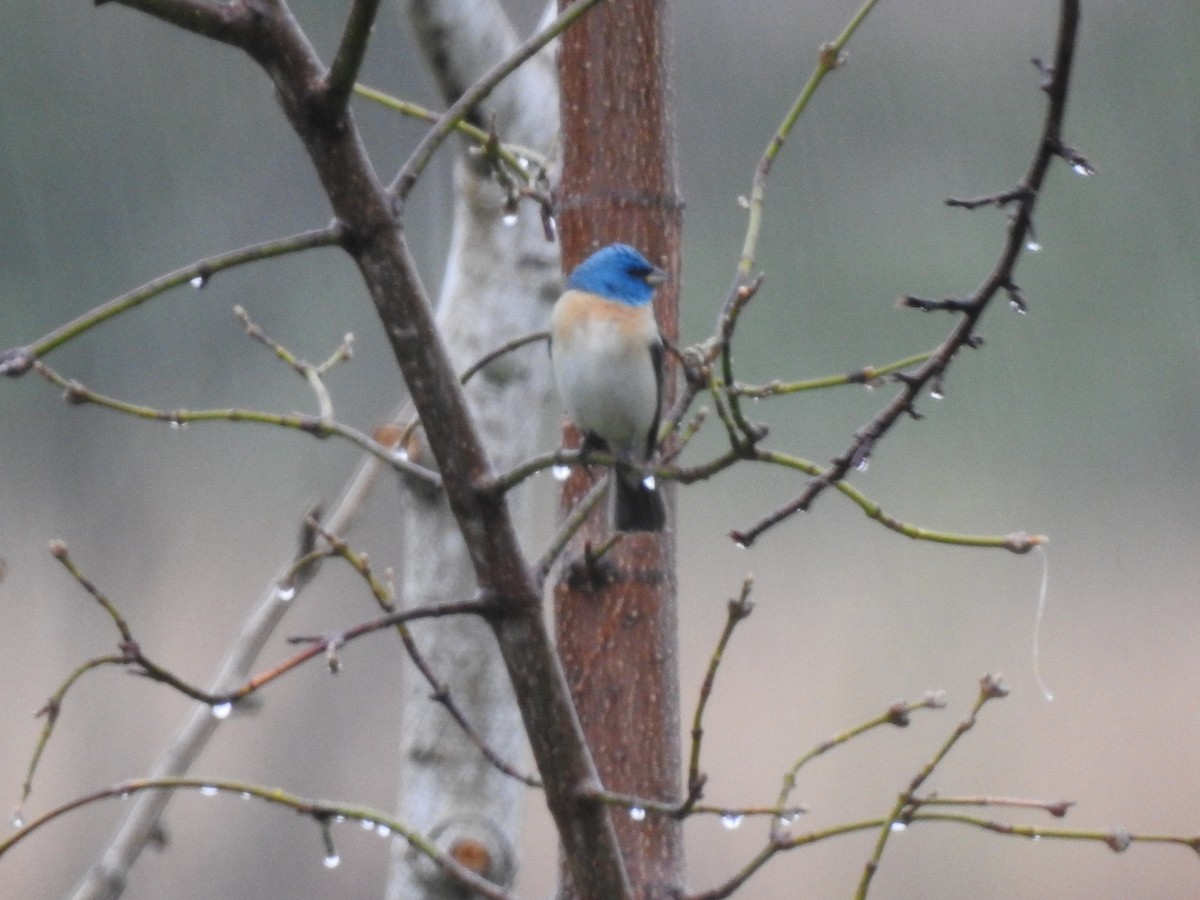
387,2 -> 561,896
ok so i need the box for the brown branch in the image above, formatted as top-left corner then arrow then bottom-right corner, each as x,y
106,0 -> 626,883
733,0 -> 1083,547
304,520 -> 541,787
92,0 -> 250,43
323,0 -> 382,117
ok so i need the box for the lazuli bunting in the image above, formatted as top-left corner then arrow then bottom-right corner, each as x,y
551,243 -> 668,532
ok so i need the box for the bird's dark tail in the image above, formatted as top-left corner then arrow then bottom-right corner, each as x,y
613,470 -> 666,532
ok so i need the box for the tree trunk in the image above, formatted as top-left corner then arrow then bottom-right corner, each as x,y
554,0 -> 684,897
389,1 -> 562,896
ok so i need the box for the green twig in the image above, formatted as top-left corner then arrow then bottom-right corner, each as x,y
0,226 -> 342,375
856,674 -> 1009,899
0,777 -> 515,900
354,84 -> 543,178
738,448 -> 1047,553
389,0 -> 603,201
772,692 -> 947,841
731,351 -> 932,398
682,579 -> 755,815
32,362 -> 440,489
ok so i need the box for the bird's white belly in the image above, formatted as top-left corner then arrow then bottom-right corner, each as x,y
553,320 -> 657,458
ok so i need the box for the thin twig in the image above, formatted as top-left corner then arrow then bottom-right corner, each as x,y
389,0 -> 603,202
681,579 -> 755,815
2,777 -> 519,900
32,362 -> 440,489
354,83 -> 544,177
856,674 -> 1009,899
0,225 -> 343,377
307,521 -> 542,787
733,0 -> 1084,547
771,691 -> 947,842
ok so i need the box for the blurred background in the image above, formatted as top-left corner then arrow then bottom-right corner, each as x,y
2,1 -> 1198,897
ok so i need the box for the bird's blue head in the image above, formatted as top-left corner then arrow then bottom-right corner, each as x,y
566,243 -> 667,307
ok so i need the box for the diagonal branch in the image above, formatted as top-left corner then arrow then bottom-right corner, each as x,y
389,0 -> 602,201
323,0 -> 383,116
733,0 -> 1083,547
98,1 -> 630,896
0,225 -> 343,377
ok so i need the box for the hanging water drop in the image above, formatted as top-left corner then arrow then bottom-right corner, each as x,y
1072,162 -> 1094,177
360,819 -> 376,831
199,785 -> 219,797
11,812 -> 24,829
890,821 -> 907,832
501,211 -> 519,226
551,463 -> 571,481
374,823 -> 391,837
274,583 -> 296,602
721,813 -> 744,831
629,807 -> 646,822
323,853 -> 341,870
1010,300 -> 1028,315
854,457 -> 869,473
211,701 -> 233,720
1025,240 -> 1042,252
189,274 -> 208,289
641,474 -> 657,491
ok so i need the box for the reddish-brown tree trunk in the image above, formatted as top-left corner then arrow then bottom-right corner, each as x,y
555,1 -> 684,897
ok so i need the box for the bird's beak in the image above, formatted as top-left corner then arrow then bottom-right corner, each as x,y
644,266 -> 669,287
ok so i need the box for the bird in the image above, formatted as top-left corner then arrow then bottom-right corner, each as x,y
550,243 -> 668,532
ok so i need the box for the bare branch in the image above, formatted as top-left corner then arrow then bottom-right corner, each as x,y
735,0 -> 1084,547
681,579 -> 755,815
856,674 -> 1010,898
32,362 -> 440,489
6,777 -> 520,900
390,0 -> 603,201
1,225 -> 343,374
324,0 -> 382,116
